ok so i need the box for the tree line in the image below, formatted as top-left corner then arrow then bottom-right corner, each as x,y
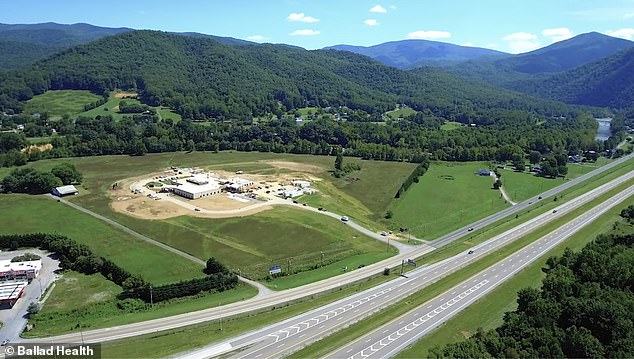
0,233 -> 239,303
430,229 -> 634,358
395,157 -> 431,198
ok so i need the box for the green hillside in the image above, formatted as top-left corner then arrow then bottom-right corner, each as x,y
0,30 -> 570,121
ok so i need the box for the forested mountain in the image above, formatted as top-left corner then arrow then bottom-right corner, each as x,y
447,32 -> 634,86
0,30 -> 571,121
0,22 -> 131,69
510,47 -> 634,108
325,40 -> 508,69
0,22 -> 255,70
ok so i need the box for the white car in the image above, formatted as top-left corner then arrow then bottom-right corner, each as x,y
380,231 -> 387,236
341,216 -> 349,222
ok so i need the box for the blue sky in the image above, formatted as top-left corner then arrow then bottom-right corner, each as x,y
1,0 -> 634,53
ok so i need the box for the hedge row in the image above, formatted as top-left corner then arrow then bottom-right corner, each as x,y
0,233 -> 239,303
0,233 -> 140,287
395,158 -> 430,198
120,273 -> 238,302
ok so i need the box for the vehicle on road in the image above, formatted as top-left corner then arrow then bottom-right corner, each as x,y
358,264 -> 365,268
553,209 -> 558,213
341,216 -> 349,222
467,227 -> 474,232
1,339 -> 8,346
468,249 -> 475,254
194,208 -> 201,212
318,207 -> 324,211
380,231 -> 387,236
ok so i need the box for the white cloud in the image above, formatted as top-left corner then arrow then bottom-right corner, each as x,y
502,32 -> 540,54
407,30 -> 451,40
246,35 -> 267,41
370,5 -> 387,13
290,29 -> 321,36
605,28 -> 634,40
462,42 -> 474,47
542,28 -> 573,43
287,13 -> 319,23
364,19 -> 379,26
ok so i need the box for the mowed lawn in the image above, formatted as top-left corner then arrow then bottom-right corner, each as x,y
80,94 -> 182,122
0,195 -> 204,285
388,162 -> 509,239
23,90 -> 101,118
498,161 -> 601,202
119,207 -> 387,280
42,271 -> 121,312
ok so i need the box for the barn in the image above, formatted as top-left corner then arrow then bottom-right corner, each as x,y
52,185 -> 79,197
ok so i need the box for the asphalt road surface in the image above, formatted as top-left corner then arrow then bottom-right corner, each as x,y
21,155 -> 632,347
329,185 -> 634,359
175,173 -> 633,359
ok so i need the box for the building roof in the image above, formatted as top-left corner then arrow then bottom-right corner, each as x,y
174,179 -> 221,195
0,281 -> 27,301
0,259 -> 42,275
54,185 -> 78,195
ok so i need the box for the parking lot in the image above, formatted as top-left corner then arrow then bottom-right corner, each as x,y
0,249 -> 59,343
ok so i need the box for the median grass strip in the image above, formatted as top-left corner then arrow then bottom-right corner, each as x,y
100,162 -> 633,358
100,272 -> 400,358
396,198 -> 634,358
288,179 -> 634,359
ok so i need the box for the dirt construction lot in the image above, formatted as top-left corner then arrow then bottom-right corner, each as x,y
109,163 -> 321,220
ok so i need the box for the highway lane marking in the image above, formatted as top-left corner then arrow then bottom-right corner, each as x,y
347,280 -> 490,359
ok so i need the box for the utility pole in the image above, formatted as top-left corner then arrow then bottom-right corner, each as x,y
149,285 -> 153,308
400,260 -> 405,275
219,301 -> 223,331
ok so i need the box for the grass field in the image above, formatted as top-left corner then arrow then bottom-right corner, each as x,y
23,90 -> 101,118
79,93 -> 182,122
289,179 -> 634,359
500,160 -> 606,202
97,158 -> 634,358
440,121 -> 463,131
28,280 -> 257,337
385,107 -> 416,120
107,206 -> 389,284
396,198 -> 634,358
41,271 -> 120,312
388,162 -> 509,239
0,195 -> 203,285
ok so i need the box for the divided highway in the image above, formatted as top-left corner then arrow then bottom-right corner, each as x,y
176,171 -> 634,359
21,155 -> 632,348
329,185 -> 634,359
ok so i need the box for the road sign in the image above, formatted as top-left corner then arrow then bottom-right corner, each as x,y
407,259 -> 417,267
269,265 -> 281,275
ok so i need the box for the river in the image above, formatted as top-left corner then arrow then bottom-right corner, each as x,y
595,117 -> 612,141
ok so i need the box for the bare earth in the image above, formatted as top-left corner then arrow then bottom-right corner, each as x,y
114,92 -> 138,99
109,162 -> 320,220
262,160 -> 325,174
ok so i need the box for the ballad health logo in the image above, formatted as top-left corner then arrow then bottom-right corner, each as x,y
5,343 -> 101,358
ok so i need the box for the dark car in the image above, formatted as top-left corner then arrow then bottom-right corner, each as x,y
302,203 -> 307,206
318,207 -> 324,211
194,208 -> 201,212
1,339 -> 8,346
358,264 -> 365,268
293,200 -> 298,204
552,209 -> 558,213
467,227 -> 474,232
468,250 -> 475,254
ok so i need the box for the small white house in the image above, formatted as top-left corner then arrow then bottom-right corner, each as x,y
52,185 -> 78,197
